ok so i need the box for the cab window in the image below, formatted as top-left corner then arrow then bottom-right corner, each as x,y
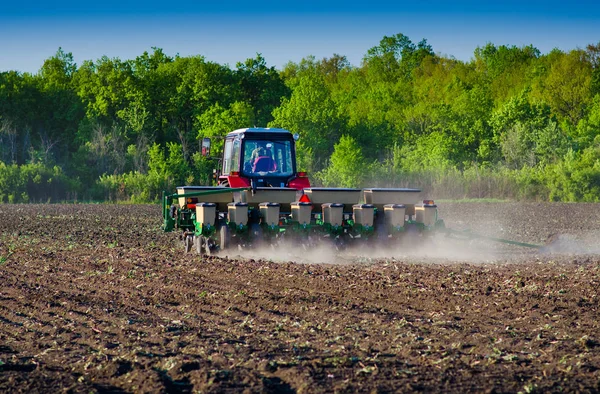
230,138 -> 241,173
222,138 -> 233,175
242,139 -> 294,176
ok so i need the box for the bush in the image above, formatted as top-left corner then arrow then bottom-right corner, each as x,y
317,135 -> 367,187
544,147 -> 600,202
92,142 -> 217,203
0,161 -> 80,203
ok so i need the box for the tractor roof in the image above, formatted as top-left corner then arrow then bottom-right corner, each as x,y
227,128 -> 292,138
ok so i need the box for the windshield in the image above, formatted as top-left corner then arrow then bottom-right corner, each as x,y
242,139 -> 294,177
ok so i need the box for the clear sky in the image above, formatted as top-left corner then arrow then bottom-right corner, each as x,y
1,1 -> 599,73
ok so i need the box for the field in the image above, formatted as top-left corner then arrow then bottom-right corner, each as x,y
1,202 -> 599,393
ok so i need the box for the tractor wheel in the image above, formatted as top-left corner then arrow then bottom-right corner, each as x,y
184,234 -> 193,253
219,225 -> 230,251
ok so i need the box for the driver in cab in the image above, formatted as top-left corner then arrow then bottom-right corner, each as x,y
249,142 -> 276,173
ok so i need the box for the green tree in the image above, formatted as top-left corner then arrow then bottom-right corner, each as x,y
575,94 -> 600,148
473,43 -> 540,102
74,56 -> 136,122
396,131 -> 456,172
196,101 -> 255,156
363,33 -> 434,82
146,142 -> 189,197
37,48 -> 84,164
586,42 -> 600,97
545,146 -> 600,201
235,54 -> 290,126
270,64 -> 345,173
538,50 -> 593,126
490,90 -> 553,147
318,135 -> 367,187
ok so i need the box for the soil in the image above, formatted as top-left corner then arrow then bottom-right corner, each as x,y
0,202 -> 599,393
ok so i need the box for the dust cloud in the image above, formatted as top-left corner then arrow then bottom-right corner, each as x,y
215,230 -> 600,265
541,232 -> 600,255
215,234 -> 506,265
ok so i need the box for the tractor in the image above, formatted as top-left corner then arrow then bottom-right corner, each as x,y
162,127 -> 446,254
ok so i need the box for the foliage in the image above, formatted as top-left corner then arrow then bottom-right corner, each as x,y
317,135 -> 368,187
0,161 -> 80,203
544,146 -> 600,202
1,34 -> 600,203
271,59 -> 345,172
196,101 -> 255,155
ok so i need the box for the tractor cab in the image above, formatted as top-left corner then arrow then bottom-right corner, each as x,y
216,128 -> 310,190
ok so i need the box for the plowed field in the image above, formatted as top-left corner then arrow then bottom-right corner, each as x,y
1,203 -> 599,393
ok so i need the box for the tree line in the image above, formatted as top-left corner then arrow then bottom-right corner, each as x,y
1,34 -> 600,203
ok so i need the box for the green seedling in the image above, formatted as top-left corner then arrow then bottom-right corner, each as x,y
0,249 -> 13,265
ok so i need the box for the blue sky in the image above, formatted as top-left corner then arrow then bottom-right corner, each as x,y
1,1 -> 599,73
